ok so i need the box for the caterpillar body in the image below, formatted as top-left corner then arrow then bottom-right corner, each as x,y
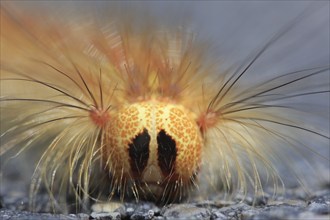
0,2 -> 329,213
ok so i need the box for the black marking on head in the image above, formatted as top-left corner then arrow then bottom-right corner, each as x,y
157,129 -> 177,176
128,128 -> 150,177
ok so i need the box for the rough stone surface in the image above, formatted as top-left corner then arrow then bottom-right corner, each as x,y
1,163 -> 329,219
0,209 -> 90,220
1,186 -> 330,220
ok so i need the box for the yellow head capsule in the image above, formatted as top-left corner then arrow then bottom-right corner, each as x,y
103,100 -> 202,201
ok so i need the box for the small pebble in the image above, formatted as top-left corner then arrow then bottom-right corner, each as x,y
308,202 -> 330,214
90,211 -> 121,220
307,193 -> 330,214
162,204 -> 211,220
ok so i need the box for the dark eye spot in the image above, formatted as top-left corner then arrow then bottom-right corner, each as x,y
157,130 -> 177,176
128,128 -> 150,177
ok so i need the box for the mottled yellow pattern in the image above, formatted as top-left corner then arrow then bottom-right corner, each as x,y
104,99 -> 202,185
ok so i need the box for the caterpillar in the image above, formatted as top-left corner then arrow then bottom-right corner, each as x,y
0,2 -> 329,213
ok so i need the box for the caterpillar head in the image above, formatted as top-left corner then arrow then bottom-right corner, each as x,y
103,100 -> 202,202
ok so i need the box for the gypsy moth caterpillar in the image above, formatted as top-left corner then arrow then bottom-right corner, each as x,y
0,1 -> 329,213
